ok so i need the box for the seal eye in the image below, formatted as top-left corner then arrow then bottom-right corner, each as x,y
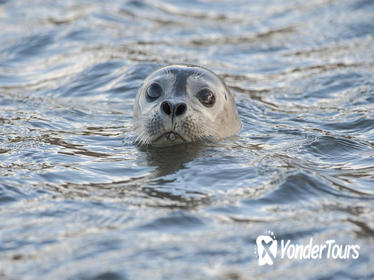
146,83 -> 162,102
197,89 -> 215,107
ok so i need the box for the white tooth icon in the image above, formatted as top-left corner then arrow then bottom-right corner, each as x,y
256,235 -> 277,265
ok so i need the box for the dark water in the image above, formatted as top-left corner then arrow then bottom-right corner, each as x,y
1,0 -> 374,279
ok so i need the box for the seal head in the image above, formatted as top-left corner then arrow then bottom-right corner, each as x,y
133,65 -> 241,146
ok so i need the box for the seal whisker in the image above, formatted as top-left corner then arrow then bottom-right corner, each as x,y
135,131 -> 151,146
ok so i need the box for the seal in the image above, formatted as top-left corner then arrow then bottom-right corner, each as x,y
133,65 -> 241,146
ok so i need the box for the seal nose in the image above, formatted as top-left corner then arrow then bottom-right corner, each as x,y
161,101 -> 187,117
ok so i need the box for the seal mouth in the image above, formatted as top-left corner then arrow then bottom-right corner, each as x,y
153,131 -> 186,145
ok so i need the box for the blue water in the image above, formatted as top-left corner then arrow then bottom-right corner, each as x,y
1,0 -> 374,279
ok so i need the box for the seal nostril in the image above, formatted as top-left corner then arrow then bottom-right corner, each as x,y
175,103 -> 187,116
161,101 -> 186,117
161,101 -> 172,115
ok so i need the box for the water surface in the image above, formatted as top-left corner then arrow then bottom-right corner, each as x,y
0,0 -> 374,279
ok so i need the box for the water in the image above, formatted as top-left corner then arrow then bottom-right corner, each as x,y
1,0 -> 374,279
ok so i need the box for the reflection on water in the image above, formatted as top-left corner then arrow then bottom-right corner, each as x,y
1,0 -> 374,279
142,143 -> 205,176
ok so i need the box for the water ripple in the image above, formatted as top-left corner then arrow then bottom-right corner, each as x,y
1,0 -> 374,279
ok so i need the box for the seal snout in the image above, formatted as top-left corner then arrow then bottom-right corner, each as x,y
161,101 -> 187,117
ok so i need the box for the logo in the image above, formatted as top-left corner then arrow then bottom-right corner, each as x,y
255,231 -> 360,266
256,231 -> 277,266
